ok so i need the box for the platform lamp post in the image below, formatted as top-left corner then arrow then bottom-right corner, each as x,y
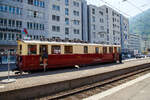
1,49 -> 16,83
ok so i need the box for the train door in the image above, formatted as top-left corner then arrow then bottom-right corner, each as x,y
39,45 -> 48,65
114,47 -> 117,62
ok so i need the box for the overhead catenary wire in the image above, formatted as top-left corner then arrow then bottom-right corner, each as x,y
100,0 -> 131,17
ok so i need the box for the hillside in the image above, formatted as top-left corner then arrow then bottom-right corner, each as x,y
129,8 -> 150,35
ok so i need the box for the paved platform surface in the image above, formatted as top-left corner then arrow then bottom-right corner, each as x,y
84,72 -> 150,100
0,58 -> 150,93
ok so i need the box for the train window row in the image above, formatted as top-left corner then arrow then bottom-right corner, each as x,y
22,44 -> 120,55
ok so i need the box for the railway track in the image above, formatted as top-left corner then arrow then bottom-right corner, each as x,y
36,65 -> 150,100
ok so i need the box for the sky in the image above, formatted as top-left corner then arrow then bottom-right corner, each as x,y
87,0 -> 150,18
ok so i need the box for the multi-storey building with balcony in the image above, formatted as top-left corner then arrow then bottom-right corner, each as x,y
87,5 -> 106,44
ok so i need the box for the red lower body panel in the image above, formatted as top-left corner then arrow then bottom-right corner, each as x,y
19,53 -> 119,71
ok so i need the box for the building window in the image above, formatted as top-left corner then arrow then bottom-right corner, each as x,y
73,20 -> 80,25
106,8 -> 108,13
8,34 -> 11,40
4,19 -> 7,26
9,6 -> 13,13
12,20 -> 15,27
74,29 -> 79,34
65,8 -> 69,15
99,11 -> 103,15
34,11 -> 37,18
12,34 -> 14,40
65,27 -> 69,34
4,34 -> 7,40
65,0 -> 69,6
92,8 -> 95,14
52,26 -> 60,32
65,18 -> 69,25
73,10 -> 79,16
52,5 -> 60,11
0,33 -> 3,40
8,20 -> 12,27
52,15 -> 60,21
92,16 -> 95,22
73,1 -> 79,7
30,22 -> 32,29
93,24 -> 96,30
0,19 -> 3,26
28,0 -> 33,5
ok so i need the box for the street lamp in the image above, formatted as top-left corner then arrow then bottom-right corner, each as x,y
1,49 -> 16,83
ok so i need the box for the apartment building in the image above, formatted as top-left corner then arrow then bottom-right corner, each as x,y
0,0 -> 48,50
48,0 -> 84,41
120,15 -> 129,53
101,5 -> 121,45
128,33 -> 141,55
0,0 -> 48,63
87,5 -> 106,44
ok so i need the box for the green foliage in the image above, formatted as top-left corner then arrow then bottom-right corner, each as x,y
130,8 -> 150,35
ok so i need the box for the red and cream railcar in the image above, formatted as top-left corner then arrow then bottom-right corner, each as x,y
16,40 -> 121,72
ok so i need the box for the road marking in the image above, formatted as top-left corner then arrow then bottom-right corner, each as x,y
83,72 -> 150,100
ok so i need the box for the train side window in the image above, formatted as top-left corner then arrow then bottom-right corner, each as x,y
95,47 -> 99,54
51,45 -> 61,54
109,47 -> 113,53
103,47 -> 107,53
84,46 -> 88,54
28,45 -> 37,55
64,46 -> 73,54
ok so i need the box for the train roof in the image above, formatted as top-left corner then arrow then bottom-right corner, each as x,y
19,40 -> 121,47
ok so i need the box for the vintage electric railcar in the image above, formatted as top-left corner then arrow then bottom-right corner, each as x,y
16,40 -> 121,72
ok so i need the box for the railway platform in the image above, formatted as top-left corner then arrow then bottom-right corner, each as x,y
84,72 -> 150,100
0,58 -> 150,99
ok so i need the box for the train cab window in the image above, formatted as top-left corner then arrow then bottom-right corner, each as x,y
109,47 -> 113,53
28,45 -> 37,55
95,47 -> 99,54
117,47 -> 121,53
51,45 -> 61,54
84,46 -> 88,54
114,47 -> 117,53
103,47 -> 107,53
19,44 -> 22,54
64,46 -> 73,54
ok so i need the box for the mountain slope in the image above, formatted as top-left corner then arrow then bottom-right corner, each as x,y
129,8 -> 150,35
